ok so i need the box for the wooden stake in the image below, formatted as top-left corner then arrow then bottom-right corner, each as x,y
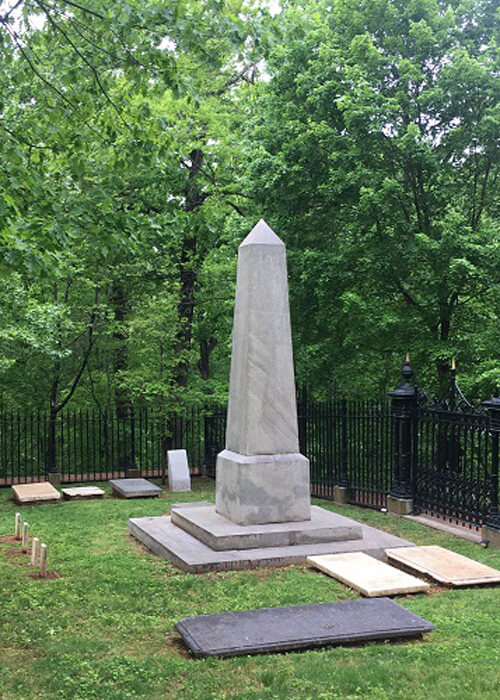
15,512 -> 21,539
21,522 -> 28,552
31,537 -> 40,567
39,543 -> 47,578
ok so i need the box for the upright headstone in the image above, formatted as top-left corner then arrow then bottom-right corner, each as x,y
216,220 -> 310,525
167,450 -> 191,492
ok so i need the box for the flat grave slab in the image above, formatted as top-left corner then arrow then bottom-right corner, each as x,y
110,478 -> 162,499
167,449 -> 191,491
176,597 -> 434,657
171,504 -> 362,551
12,482 -> 61,505
386,545 -> 500,587
129,514 -> 414,573
61,486 -> 105,501
307,552 -> 429,597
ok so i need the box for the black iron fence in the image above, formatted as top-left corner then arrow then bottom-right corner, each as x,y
1,361 -> 499,533
0,406 -> 206,485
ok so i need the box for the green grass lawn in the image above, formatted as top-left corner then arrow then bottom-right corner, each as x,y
1,479 -> 499,699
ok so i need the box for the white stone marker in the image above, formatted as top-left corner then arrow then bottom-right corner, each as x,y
215,220 -> 310,525
386,545 -> 500,587
307,552 -> 429,597
39,543 -> 47,577
31,537 -> 40,566
21,522 -> 29,552
15,512 -> 21,539
167,450 -> 191,492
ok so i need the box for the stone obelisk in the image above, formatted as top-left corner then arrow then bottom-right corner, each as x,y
215,220 -> 311,525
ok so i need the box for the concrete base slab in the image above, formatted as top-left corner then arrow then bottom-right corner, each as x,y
62,486 -> 105,500
176,597 -> 435,657
386,545 -> 500,586
307,552 -> 429,597
129,513 -> 414,573
12,482 -> 61,505
110,478 -> 162,499
171,504 -> 362,551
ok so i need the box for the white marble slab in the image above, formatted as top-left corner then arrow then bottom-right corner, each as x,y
62,486 -> 105,500
386,545 -> 500,586
12,482 -> 61,504
307,552 -> 429,596
167,449 -> 191,491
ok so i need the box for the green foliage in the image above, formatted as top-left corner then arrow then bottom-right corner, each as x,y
245,0 -> 500,397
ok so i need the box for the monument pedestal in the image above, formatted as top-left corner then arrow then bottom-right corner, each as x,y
215,450 -> 310,525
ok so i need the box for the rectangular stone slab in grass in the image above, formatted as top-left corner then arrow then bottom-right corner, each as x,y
307,552 -> 429,597
386,545 -> 500,587
167,449 -> 191,491
61,486 -> 105,500
176,597 -> 435,657
109,478 -> 162,499
12,482 -> 61,505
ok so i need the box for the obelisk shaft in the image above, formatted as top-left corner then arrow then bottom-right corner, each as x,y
216,220 -> 310,525
226,221 -> 299,455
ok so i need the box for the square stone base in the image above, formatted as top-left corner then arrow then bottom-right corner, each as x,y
387,495 -> 413,516
171,504 -> 362,551
481,524 -> 500,550
128,511 -> 414,573
215,449 -> 310,525
333,485 -> 352,505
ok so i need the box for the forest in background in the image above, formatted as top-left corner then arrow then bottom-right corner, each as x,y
0,0 -> 498,417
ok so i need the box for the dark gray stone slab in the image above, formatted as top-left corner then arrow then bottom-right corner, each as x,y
110,478 -> 162,498
170,504 -> 362,550
176,597 -> 435,657
128,515 -> 413,572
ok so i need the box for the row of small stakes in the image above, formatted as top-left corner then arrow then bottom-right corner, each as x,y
14,512 -> 48,577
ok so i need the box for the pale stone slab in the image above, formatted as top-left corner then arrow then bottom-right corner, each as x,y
109,478 -> 162,498
177,598 -> 435,657
61,486 -> 105,500
307,552 -> 429,597
215,449 -> 310,525
128,514 -> 414,573
167,449 -> 191,492
12,482 -> 61,504
386,545 -> 500,586
171,504 -> 362,551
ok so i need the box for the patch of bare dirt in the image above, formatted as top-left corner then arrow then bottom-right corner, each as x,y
4,548 -> 29,557
28,570 -> 63,580
0,535 -> 21,544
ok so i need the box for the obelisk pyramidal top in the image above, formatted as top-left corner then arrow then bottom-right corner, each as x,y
226,219 -> 299,456
216,220 -> 310,525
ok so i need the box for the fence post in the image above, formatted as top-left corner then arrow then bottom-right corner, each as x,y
387,356 -> 417,515
334,391 -> 351,505
481,396 -> 500,548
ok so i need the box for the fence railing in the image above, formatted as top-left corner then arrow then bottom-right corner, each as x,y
0,406 -> 206,485
1,361 -> 499,533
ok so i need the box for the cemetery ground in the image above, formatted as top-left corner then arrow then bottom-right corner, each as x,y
1,481 -> 499,700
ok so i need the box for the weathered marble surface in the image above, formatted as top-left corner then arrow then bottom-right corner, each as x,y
386,545 -> 500,586
215,221 -> 310,524
12,482 -> 61,504
224,220 -> 299,456
307,552 -> 429,597
216,449 -> 310,524
167,449 -> 191,492
171,503 -> 362,550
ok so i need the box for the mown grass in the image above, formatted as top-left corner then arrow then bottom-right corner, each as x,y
1,479 -> 499,699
